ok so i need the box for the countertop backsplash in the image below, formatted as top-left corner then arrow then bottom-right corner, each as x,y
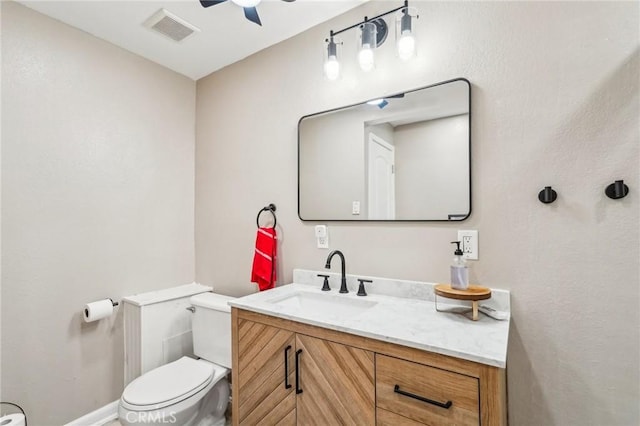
292,268 -> 510,314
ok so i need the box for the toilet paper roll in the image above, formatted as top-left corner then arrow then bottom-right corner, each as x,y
0,413 -> 26,426
83,299 -> 114,322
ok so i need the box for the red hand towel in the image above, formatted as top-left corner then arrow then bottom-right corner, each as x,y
251,227 -> 277,291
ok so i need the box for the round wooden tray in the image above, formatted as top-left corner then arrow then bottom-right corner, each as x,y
435,284 -> 491,301
435,284 -> 491,321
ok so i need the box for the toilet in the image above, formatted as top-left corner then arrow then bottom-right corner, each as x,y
118,292 -> 234,426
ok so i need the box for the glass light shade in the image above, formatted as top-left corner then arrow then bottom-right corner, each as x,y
358,47 -> 375,72
324,56 -> 340,80
397,32 -> 416,61
231,0 -> 261,7
358,22 -> 377,72
396,7 -> 418,61
324,37 -> 341,81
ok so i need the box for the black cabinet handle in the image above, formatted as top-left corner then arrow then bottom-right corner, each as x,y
295,349 -> 303,394
284,345 -> 292,389
394,385 -> 452,409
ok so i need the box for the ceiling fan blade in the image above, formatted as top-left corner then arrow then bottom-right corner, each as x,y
200,0 -> 227,7
243,7 -> 262,26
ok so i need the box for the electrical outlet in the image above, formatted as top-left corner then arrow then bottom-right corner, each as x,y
317,236 -> 329,249
315,225 -> 329,249
457,230 -> 478,260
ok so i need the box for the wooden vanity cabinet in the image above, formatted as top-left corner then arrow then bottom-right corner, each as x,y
295,334 -> 375,424
233,313 -> 374,425
235,319 -> 296,425
231,308 -> 507,426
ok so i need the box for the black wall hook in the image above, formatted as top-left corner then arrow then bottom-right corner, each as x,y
538,186 -> 557,204
605,180 -> 629,200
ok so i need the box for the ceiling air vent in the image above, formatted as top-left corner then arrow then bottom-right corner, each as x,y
144,9 -> 200,43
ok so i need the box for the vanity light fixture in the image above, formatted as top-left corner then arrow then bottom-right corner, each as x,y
324,33 -> 341,81
396,5 -> 418,61
323,0 -> 418,80
358,21 -> 378,72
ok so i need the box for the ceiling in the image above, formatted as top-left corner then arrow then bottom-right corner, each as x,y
17,0 -> 367,80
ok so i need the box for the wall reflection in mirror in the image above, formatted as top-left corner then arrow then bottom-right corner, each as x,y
298,78 -> 471,221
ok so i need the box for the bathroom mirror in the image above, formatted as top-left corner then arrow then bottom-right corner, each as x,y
298,78 -> 471,221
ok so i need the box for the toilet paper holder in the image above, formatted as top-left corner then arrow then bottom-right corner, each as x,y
83,298 -> 119,323
0,401 -> 26,426
83,298 -> 119,316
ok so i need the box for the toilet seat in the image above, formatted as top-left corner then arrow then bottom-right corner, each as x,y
122,357 -> 216,410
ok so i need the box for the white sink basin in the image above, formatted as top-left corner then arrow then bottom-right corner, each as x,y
268,291 -> 377,318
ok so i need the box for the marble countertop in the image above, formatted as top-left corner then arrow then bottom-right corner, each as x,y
229,271 -> 510,368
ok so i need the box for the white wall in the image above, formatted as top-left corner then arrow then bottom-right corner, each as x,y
366,123 -> 394,148
300,111 -> 398,220
196,1 -> 639,425
299,108 -> 366,219
394,114 -> 469,219
1,2 -> 196,424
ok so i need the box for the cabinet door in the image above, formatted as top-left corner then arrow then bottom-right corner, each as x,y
237,319 -> 296,425
295,334 -> 375,425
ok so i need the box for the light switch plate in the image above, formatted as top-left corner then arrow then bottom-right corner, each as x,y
457,230 -> 478,260
352,201 -> 361,215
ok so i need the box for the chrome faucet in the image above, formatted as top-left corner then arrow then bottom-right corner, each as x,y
325,250 -> 348,293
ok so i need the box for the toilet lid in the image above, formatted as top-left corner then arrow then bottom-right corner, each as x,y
123,357 -> 214,408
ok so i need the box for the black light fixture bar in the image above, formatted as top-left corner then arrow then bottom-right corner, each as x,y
329,0 -> 409,37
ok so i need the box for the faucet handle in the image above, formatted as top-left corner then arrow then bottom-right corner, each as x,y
317,274 -> 331,291
357,279 -> 372,296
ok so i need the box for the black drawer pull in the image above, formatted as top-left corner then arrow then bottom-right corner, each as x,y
394,385 -> 452,409
284,345 -> 292,389
295,349 -> 303,394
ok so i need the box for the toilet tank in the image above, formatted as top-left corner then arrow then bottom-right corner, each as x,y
122,283 -> 213,386
190,293 -> 234,369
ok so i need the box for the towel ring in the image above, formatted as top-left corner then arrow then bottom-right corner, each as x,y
256,204 -> 277,229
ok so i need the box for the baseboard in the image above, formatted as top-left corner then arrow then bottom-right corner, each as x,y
65,400 -> 118,426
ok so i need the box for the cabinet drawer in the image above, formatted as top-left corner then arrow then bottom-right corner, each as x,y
376,354 -> 479,426
377,408 -> 425,425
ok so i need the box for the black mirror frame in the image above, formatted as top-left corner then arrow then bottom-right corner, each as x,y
297,77 -> 472,222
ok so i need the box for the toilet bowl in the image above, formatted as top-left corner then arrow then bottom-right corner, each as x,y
119,292 -> 234,426
118,357 -> 228,426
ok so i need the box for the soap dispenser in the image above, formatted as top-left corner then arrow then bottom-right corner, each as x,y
450,241 -> 469,290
